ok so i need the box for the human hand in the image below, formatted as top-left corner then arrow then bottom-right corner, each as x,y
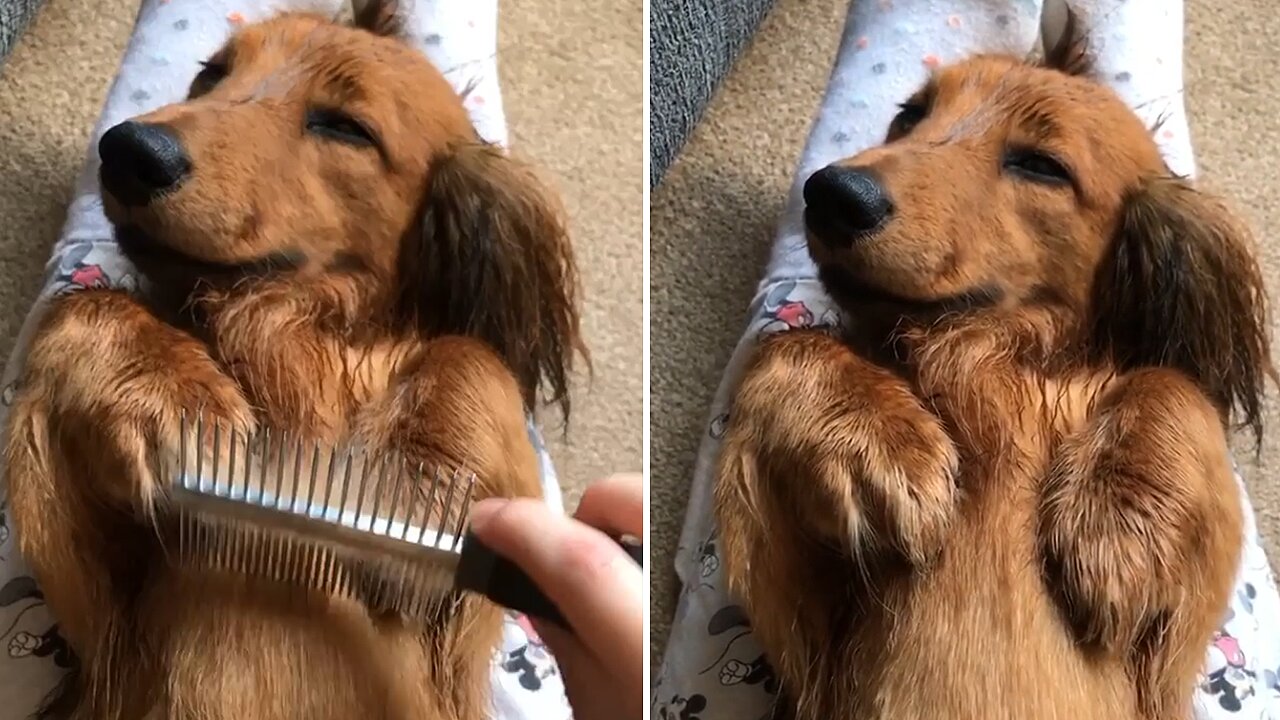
468,473 -> 644,720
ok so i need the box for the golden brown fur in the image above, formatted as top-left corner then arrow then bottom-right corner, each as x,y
3,3 -> 581,718
714,27 -> 1271,720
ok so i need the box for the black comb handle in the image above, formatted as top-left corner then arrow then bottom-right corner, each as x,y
455,531 -> 643,632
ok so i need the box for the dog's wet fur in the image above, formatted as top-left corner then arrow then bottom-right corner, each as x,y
715,18 -> 1271,720
4,2 -> 582,718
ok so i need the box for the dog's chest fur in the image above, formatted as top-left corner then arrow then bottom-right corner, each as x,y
847,360 -> 1138,719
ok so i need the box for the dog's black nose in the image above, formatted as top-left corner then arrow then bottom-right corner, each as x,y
98,121 -> 191,207
803,165 -> 894,244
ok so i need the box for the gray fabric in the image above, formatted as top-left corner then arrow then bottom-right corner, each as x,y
0,0 -> 43,66
649,0 -> 777,187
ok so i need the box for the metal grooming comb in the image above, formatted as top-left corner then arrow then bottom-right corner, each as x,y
161,409 -> 642,629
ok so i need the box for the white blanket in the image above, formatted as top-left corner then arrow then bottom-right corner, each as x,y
0,1 -> 571,717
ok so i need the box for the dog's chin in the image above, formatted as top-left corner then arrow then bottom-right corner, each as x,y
114,224 -> 305,286
816,262 -> 1001,318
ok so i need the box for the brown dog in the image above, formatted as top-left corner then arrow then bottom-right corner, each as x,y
3,3 -> 581,719
714,28 -> 1270,720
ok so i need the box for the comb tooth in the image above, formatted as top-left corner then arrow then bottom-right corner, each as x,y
368,451 -> 392,536
391,561 -> 407,609
435,467 -> 461,548
209,522 -> 220,572
297,540 -> 309,592
233,524 -> 245,576
452,473 -> 476,551
337,449 -> 356,526
260,531 -> 272,581
216,522 -> 227,574
319,545 -> 332,596
261,427 -> 273,506
296,541 -> 309,590
384,454 -> 407,540
353,448 -> 373,531
272,533 -> 284,583
401,462 -> 422,542
236,525 -> 247,577
321,443 -> 340,520
307,541 -> 321,594
316,547 -> 327,595
326,550 -> 338,598
260,529 -> 269,582
274,429 -> 289,511
226,431 -> 238,503
228,426 -> 239,500
244,429 -> 257,505
195,410 -> 205,492
277,533 -> 288,583
278,534 -> 289,586
244,526 -> 255,578
305,441 -> 321,520
414,463 -> 435,545
288,537 -> 297,585
179,407 -> 188,490
214,420 -> 226,496
220,517 -> 232,573
289,433 -> 304,514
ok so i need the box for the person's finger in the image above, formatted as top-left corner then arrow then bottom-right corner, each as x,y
571,473 -> 644,539
532,618 -> 641,720
467,497 -> 644,671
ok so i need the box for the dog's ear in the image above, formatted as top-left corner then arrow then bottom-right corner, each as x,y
350,0 -> 403,37
397,143 -> 584,421
1089,176 -> 1272,441
1039,5 -> 1090,77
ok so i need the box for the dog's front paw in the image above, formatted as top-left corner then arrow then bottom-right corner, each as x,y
1038,376 -> 1217,653
804,405 -> 959,568
729,330 -> 959,568
23,289 -> 255,509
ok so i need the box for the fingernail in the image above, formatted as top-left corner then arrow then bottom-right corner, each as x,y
468,498 -> 509,534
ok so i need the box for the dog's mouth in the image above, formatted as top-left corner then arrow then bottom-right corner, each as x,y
816,262 -> 1002,317
115,224 -> 305,280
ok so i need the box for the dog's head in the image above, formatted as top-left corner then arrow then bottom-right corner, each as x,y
98,2 -> 580,415
804,39 -> 1270,435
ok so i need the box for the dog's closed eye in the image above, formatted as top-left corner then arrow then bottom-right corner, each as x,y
887,102 -> 927,141
191,60 -> 228,97
1002,148 -> 1073,187
306,108 -> 379,148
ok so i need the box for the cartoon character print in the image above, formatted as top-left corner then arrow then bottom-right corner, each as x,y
49,242 -> 137,296
697,530 -> 719,582
709,412 -> 729,440
0,576 -> 72,668
1198,622 -> 1280,713
699,605 -> 778,695
655,693 -> 707,720
756,281 -> 840,335
499,613 -> 558,692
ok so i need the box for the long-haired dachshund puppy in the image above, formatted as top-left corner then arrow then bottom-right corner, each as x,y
3,2 -> 581,718
714,23 -> 1271,720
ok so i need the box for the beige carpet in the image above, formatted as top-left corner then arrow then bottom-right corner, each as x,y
651,0 -> 1280,664
0,0 -> 643,510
